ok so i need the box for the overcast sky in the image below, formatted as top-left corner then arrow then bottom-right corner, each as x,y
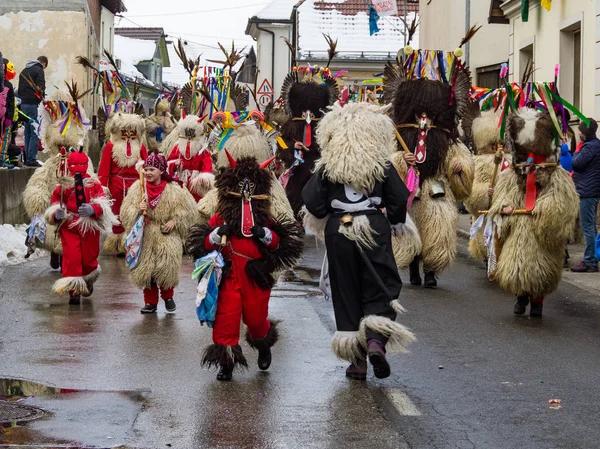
117,0 -> 268,83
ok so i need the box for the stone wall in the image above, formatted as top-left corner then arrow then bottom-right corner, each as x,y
0,169 -> 34,225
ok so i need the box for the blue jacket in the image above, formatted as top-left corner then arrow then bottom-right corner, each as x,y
572,137 -> 600,198
559,143 -> 573,172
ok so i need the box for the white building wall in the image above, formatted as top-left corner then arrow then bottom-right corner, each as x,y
100,6 -> 115,54
254,23 -> 292,107
503,0 -> 596,118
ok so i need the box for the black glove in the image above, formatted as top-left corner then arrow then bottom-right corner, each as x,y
251,225 -> 266,239
216,225 -> 230,237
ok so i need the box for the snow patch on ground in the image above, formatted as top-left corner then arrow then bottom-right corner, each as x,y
0,224 -> 47,267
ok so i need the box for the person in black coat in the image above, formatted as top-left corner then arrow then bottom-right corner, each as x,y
571,118 -> 600,272
17,55 -> 47,167
1,56 -> 16,167
301,102 -> 415,381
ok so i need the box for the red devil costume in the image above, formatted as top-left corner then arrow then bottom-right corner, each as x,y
45,150 -> 116,304
186,152 -> 303,381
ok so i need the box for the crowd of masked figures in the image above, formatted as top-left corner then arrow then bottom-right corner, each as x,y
20,40 -> 583,382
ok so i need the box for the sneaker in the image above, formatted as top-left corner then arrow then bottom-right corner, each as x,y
140,303 -> 157,314
25,161 -> 42,168
345,360 -> 367,380
164,298 -> 176,312
513,296 -> 529,315
571,261 -> 599,273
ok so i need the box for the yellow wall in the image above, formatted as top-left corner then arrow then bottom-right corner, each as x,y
0,10 -> 96,112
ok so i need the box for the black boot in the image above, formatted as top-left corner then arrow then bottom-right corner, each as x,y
367,339 -> 391,379
345,358 -> 367,380
530,298 -> 543,317
216,363 -> 234,381
82,283 -> 93,298
50,252 -> 60,269
409,258 -> 422,286
513,295 -> 529,315
69,293 -> 81,305
424,271 -> 437,288
246,321 -> 279,371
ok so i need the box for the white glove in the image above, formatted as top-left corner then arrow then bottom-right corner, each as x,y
55,208 -> 66,220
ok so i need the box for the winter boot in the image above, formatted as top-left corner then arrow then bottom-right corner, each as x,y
69,293 -> 81,305
140,303 -> 157,314
50,252 -> 60,270
82,283 -> 93,298
530,297 -> 544,317
367,339 -> 391,379
164,298 -> 176,313
409,258 -> 422,286
216,363 -> 234,381
513,295 -> 529,315
424,271 -> 437,288
345,359 -> 367,381
246,321 -> 279,371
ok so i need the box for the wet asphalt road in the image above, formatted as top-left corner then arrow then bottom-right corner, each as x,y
0,237 -> 599,449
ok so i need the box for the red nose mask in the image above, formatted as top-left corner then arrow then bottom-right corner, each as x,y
67,151 -> 89,175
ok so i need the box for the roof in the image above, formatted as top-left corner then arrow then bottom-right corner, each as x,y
297,0 -> 419,61
113,34 -> 157,86
101,0 -> 127,14
252,0 -> 299,20
114,27 -> 166,41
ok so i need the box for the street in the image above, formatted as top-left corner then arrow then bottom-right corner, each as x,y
1,237 -> 600,449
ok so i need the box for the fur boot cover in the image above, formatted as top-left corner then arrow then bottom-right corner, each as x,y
331,331 -> 365,364
245,320 -> 279,350
187,157 -> 304,289
103,232 -> 126,254
53,276 -> 89,296
120,181 -> 199,289
202,344 -> 248,370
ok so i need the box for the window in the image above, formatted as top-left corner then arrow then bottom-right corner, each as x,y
519,43 -> 534,83
560,21 -> 582,110
476,63 -> 504,89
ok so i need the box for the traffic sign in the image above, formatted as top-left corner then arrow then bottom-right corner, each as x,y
258,79 -> 274,95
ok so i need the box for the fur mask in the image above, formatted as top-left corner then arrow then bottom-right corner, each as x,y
316,102 -> 396,194
175,114 -> 208,160
472,110 -> 504,155
216,154 -> 275,237
145,99 -> 177,151
108,112 -> 146,164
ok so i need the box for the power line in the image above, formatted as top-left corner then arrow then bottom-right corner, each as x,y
125,3 -> 269,18
166,31 -> 254,42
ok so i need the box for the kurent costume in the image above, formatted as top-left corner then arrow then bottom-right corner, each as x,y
301,102 -> 415,380
487,107 -> 579,316
23,87 -> 94,266
279,66 -> 340,218
463,108 -> 511,261
384,49 -> 474,287
120,152 -> 198,313
186,153 -> 303,381
44,150 -> 116,304
145,97 -> 177,153
98,111 -> 148,254
166,111 -> 214,202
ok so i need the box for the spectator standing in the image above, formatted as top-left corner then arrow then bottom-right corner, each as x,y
1,55 -> 15,168
571,118 -> 600,273
17,55 -> 47,167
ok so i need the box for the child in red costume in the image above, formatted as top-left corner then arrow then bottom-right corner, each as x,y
45,150 -> 117,304
98,112 -> 148,253
186,152 -> 303,381
167,112 -> 214,202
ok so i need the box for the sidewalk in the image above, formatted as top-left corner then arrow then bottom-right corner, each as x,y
457,213 -> 600,296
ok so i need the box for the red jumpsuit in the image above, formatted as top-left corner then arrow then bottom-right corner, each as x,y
98,141 -> 148,234
49,179 -> 106,280
167,145 -> 213,202
203,214 -> 280,346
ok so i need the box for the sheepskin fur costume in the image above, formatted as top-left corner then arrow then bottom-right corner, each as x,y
22,93 -> 93,254
487,108 -> 579,296
145,99 -> 177,152
198,124 -> 294,224
120,181 -> 198,290
463,110 -> 512,261
105,112 -> 147,168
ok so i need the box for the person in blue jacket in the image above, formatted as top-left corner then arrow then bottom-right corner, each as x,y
571,119 -> 600,273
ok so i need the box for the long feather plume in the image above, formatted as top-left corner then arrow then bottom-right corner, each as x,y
76,55 -> 97,71
459,24 -> 482,48
23,74 -> 44,99
399,16 -> 420,47
65,80 -> 92,103
103,50 -> 131,99
281,37 -> 296,68
323,33 -> 338,68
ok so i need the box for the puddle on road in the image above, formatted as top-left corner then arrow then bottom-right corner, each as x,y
0,378 -> 144,448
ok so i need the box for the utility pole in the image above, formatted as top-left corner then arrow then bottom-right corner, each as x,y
403,0 -> 408,46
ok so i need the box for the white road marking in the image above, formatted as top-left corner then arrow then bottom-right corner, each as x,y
384,388 -> 422,416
